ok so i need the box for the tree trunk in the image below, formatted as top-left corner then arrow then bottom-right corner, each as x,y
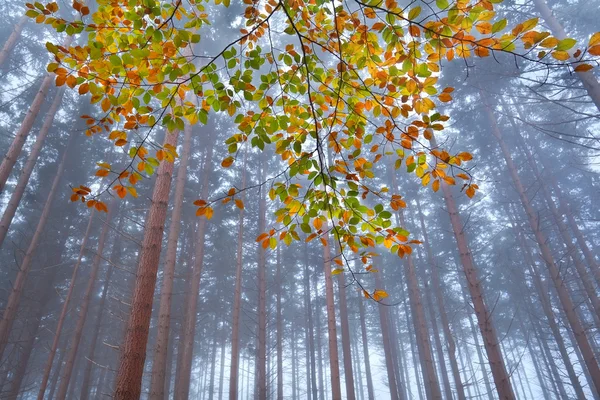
313,269 -> 325,400
0,85 -> 66,247
532,0 -> 600,111
484,98 -> 600,395
229,158 -> 247,400
322,227 -> 342,400
304,242 -> 319,400
218,334 -> 226,400
276,247 -> 284,400
149,122 -> 193,400
256,160 -> 268,400
374,269 -> 401,400
37,209 -> 96,400
174,131 -> 214,400
113,129 -> 180,400
0,15 -> 26,68
80,213 -> 124,400
336,262 -> 356,400
0,36 -> 73,193
0,131 -> 75,360
55,203 -> 118,400
429,133 -> 515,399
416,198 -> 466,400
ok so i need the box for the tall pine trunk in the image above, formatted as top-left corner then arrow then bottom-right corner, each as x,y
429,133 -> 515,399
229,157 -> 247,400
149,122 -> 193,400
174,131 -> 214,399
256,159 -> 268,400
0,15 -> 26,67
114,129 -> 180,399
416,198 -> 466,400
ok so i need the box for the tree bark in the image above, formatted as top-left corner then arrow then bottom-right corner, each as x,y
0,131 -> 75,360
0,15 -> 26,68
484,97 -> 600,395
276,247 -> 284,400
416,198 -> 466,400
429,133 -> 515,399
336,257 -> 356,400
373,269 -> 401,400
256,166 -> 268,400
149,122 -> 193,400
229,157 -> 247,400
0,85 -> 66,247
113,129 -> 180,400
322,226 -> 342,400
174,131 -> 214,400
304,242 -> 319,400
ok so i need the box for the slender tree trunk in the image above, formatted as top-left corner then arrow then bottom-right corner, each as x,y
374,269 -> 401,400
48,338 -> 67,400
218,334 -> 226,400
336,266 -> 356,400
256,161 -> 268,400
416,199 -> 466,400
519,318 -> 551,400
388,168 -> 441,400
0,131 -> 75,360
149,122 -> 193,400
322,226 -> 342,400
56,203 -> 117,400
534,319 -> 568,398
208,322 -> 219,400
80,214 -> 124,400
314,270 -> 325,400
276,247 -> 284,400
0,35 -> 72,193
113,129 -> 180,400
429,133 -> 515,399
484,98 -> 600,394
174,131 -> 214,400
304,243 -> 319,400
0,85 -> 66,247
37,209 -> 96,400
532,0 -> 600,111
0,15 -> 26,68
229,159 -> 247,400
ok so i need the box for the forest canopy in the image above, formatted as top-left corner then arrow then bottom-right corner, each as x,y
0,0 -> 599,398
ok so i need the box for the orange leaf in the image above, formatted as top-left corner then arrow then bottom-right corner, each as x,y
114,185 -> 127,199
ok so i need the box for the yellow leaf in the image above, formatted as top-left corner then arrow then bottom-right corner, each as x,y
331,268 -> 344,275
127,187 -> 138,198
373,289 -> 388,301
432,179 -> 440,192
205,207 -> 214,220
589,32 -> 600,47
313,217 -> 323,230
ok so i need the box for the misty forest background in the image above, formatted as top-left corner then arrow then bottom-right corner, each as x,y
0,0 -> 599,399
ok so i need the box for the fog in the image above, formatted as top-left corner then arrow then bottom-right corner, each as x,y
0,0 -> 599,399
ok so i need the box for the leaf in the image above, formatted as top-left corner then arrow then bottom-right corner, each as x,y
331,268 -> 344,275
222,157 -> 234,168
235,199 -> 244,209
373,289 -> 388,301
556,38 -> 576,52
95,169 -> 109,177
589,45 -> 600,56
127,187 -> 138,198
408,6 -> 421,20
114,185 -> 127,199
574,64 -> 594,72
492,19 -> 507,34
590,32 -> 600,47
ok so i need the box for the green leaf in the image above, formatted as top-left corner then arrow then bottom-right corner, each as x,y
556,38 -> 576,52
492,19 -> 507,33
